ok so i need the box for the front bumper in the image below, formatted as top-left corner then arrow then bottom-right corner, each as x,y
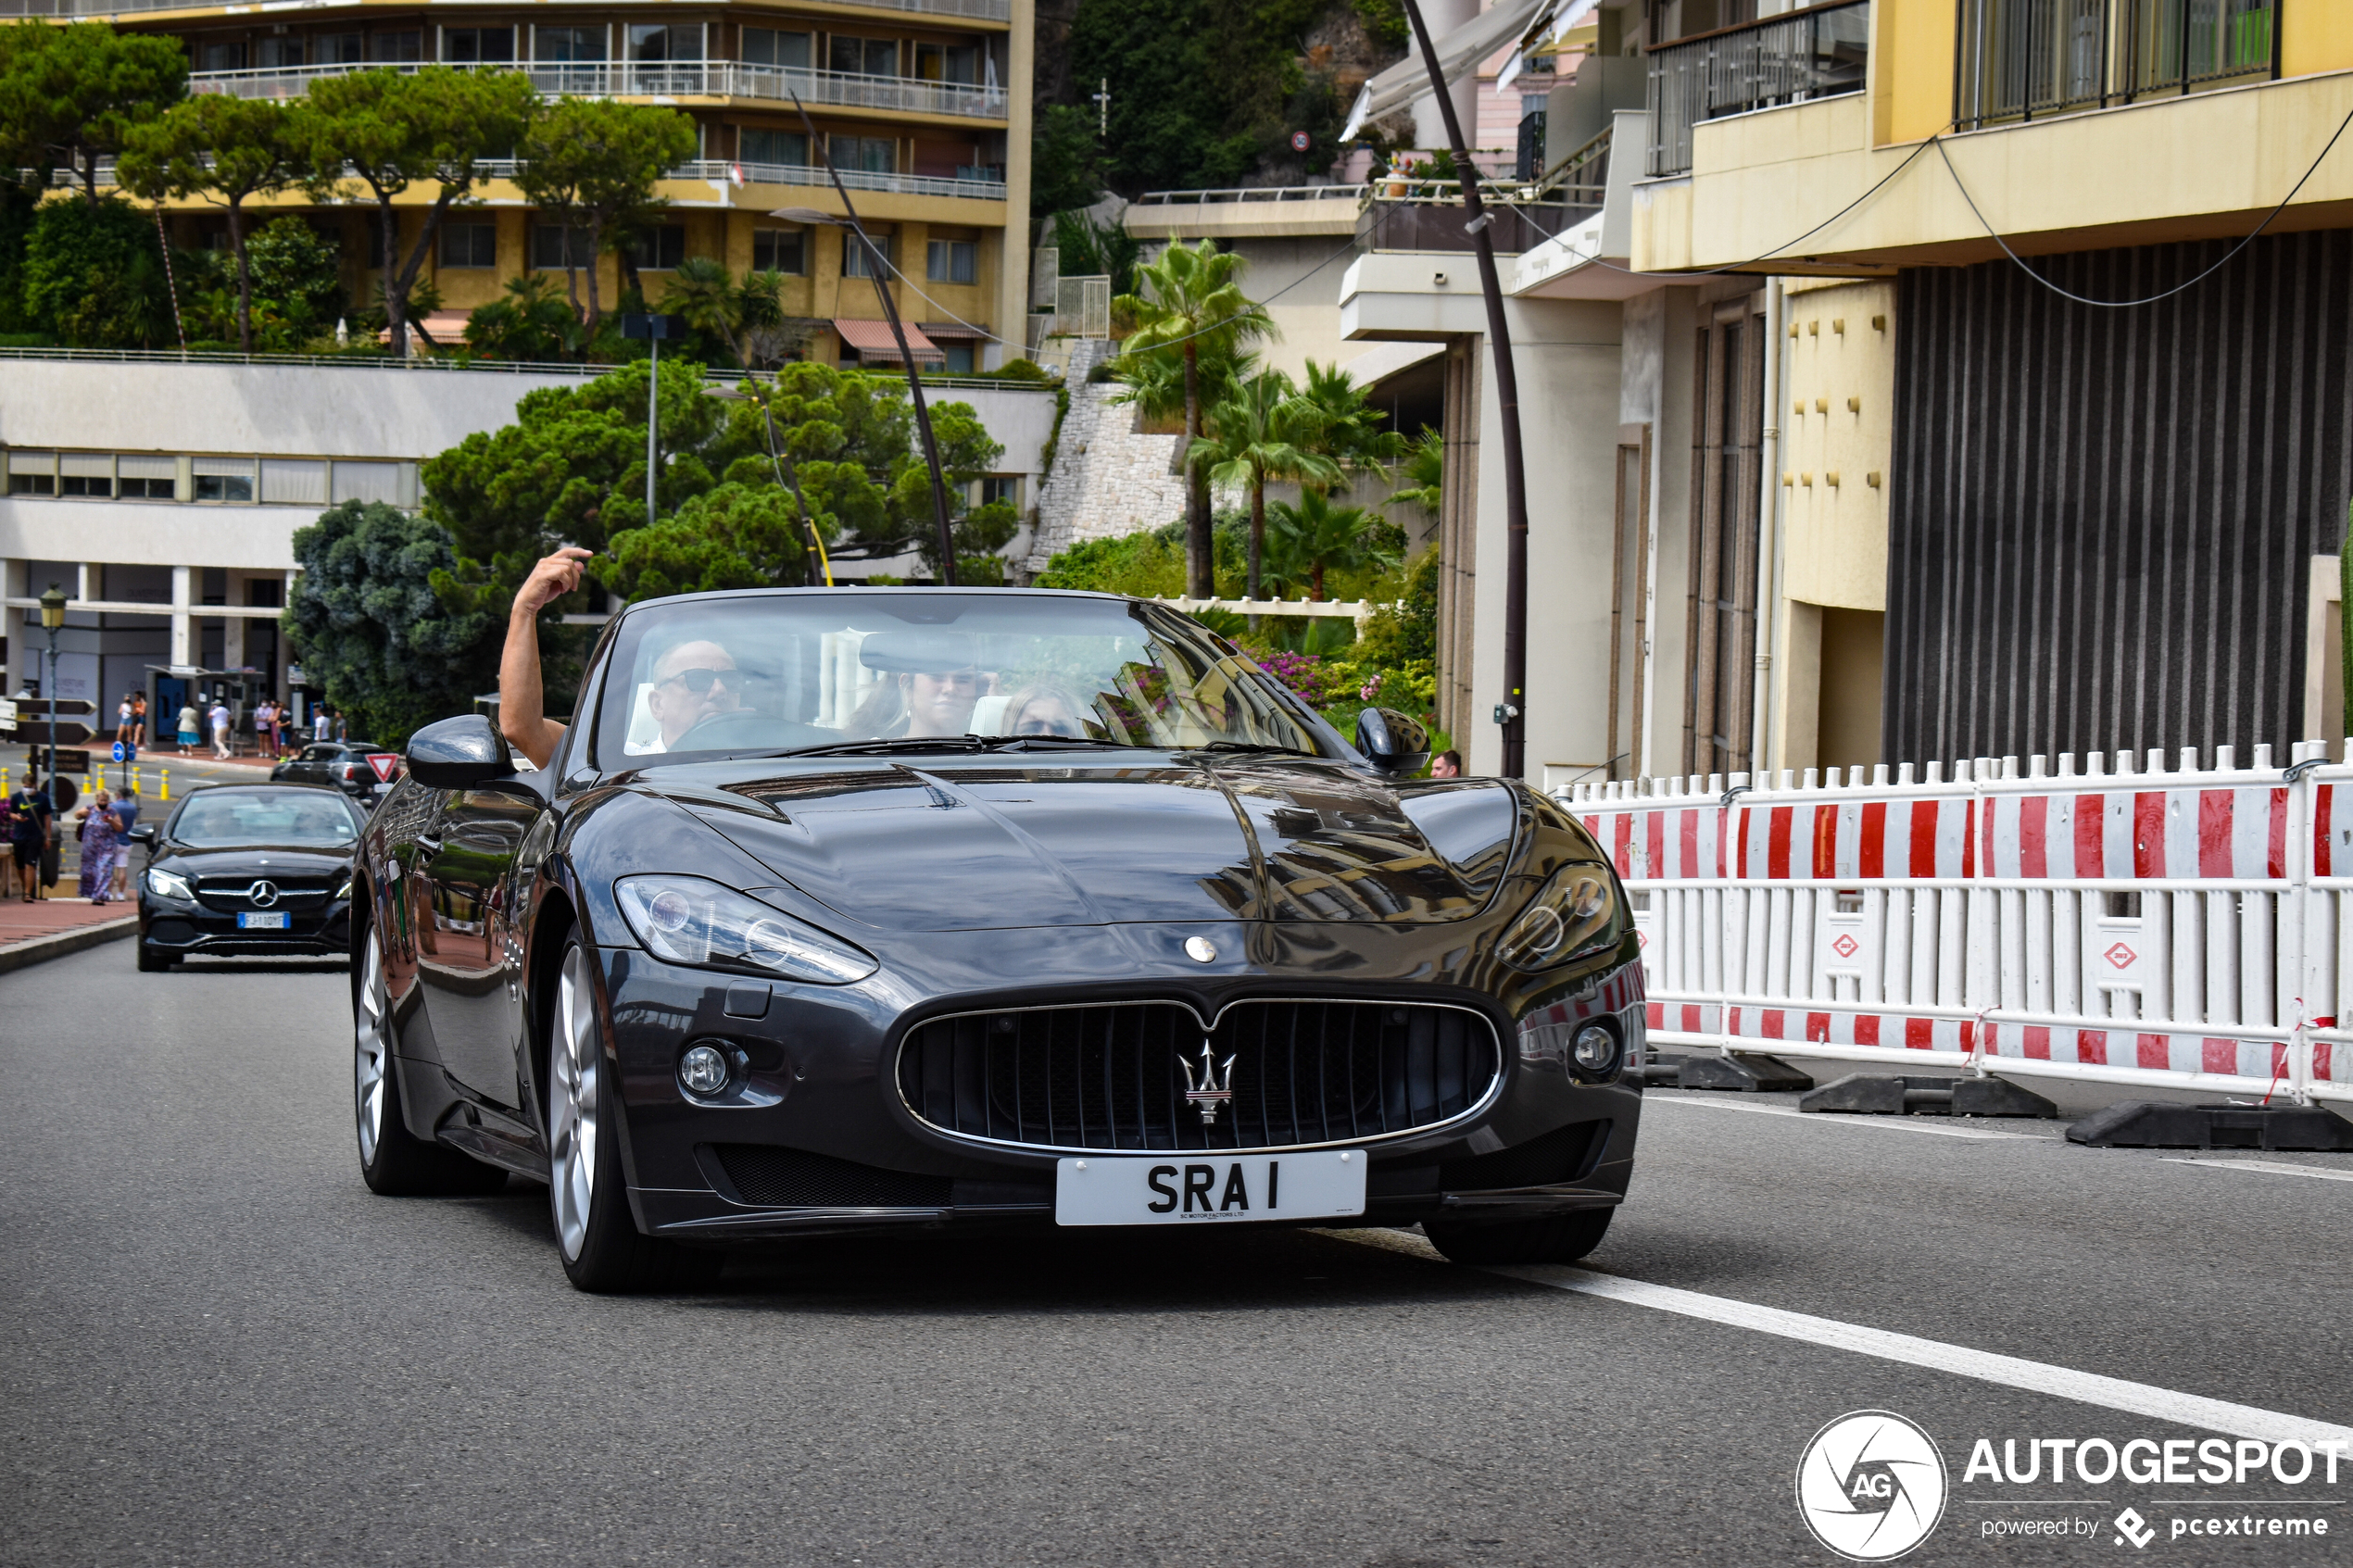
590,935 -> 1643,1243
141,899 -> 352,957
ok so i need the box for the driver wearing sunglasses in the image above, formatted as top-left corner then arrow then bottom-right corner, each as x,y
642,638 -> 742,751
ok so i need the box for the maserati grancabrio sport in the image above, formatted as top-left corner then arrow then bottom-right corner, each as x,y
352,587 -> 1644,1290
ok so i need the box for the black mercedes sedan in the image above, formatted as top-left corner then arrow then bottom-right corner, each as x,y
133,784 -> 364,970
354,588 -> 1645,1292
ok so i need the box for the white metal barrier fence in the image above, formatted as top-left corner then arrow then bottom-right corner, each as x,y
1556,743 -> 2353,1107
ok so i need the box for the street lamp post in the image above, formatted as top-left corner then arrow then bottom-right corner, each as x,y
38,583 -> 65,804
620,313 -> 687,526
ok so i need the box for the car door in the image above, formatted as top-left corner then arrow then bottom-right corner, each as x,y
413,784 -> 543,1108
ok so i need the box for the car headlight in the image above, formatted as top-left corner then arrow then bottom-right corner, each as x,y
145,867 -> 195,902
615,874 -> 877,985
1496,863 -> 1618,972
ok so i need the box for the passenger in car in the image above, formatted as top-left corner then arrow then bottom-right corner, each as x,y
635,640 -> 743,753
844,631 -> 983,739
1000,684 -> 1090,738
500,546 -> 592,769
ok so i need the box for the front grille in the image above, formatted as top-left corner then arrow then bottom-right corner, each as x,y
195,872 -> 338,911
711,1145 -> 952,1208
898,1000 -> 1502,1154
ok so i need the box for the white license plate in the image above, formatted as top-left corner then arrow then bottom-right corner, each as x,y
236,911 -> 290,930
1054,1150 -> 1365,1227
372,782 -> 394,795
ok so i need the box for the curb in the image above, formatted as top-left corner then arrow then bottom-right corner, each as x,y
0,915 -> 141,976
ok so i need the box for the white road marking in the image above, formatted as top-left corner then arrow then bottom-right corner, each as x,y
1647,1093 -> 2052,1140
2165,1157 -> 2353,1185
1327,1229 -> 2353,1446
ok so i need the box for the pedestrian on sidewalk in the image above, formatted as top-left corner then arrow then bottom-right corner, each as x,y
131,694 -> 147,749
313,704 -> 333,744
255,697 -> 276,759
176,699 -> 199,757
1429,749 -> 1463,779
9,765 -> 53,902
116,694 -> 135,746
208,696 -> 232,759
108,785 -> 139,901
268,699 -> 286,759
76,787 -> 124,904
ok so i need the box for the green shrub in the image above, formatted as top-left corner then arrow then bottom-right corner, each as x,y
21,196 -> 174,347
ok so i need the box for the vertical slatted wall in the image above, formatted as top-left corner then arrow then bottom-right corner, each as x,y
1885,228 -> 2353,765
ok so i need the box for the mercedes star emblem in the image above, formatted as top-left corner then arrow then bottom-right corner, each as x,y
246,880 -> 281,909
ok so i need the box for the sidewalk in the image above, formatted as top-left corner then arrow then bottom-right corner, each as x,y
0,892 -> 137,973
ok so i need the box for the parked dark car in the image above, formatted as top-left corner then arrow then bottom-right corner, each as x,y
133,784 -> 363,971
352,589 -> 1645,1292
271,739 -> 404,806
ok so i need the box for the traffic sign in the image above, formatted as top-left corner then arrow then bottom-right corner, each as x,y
13,698 -> 95,746
1290,131 -> 1311,152
366,753 -> 402,784
112,740 -> 134,764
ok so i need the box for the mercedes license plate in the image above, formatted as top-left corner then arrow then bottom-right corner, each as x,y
1054,1150 -> 1365,1227
236,911 -> 290,930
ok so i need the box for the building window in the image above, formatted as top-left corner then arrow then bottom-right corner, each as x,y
977,475 -> 1019,508
443,26 -> 514,62
194,458 -> 257,504
828,134 -> 897,175
6,452 -> 57,495
752,228 -> 806,274
199,42 -> 246,72
256,37 -> 304,69
628,23 -> 701,61
332,461 -> 409,506
59,455 -> 114,497
118,456 -> 176,499
530,225 -> 594,270
439,222 -> 497,268
913,43 -> 981,84
535,24 -> 605,61
926,239 -> 977,284
741,28 -> 811,69
740,127 -> 808,168
629,224 -> 687,271
314,32 -> 363,64
839,232 -> 895,279
367,31 -> 422,62
828,36 -> 899,76
261,458 -> 327,505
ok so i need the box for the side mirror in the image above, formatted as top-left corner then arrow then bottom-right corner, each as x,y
129,822 -> 157,845
406,713 -> 516,789
1355,706 -> 1431,777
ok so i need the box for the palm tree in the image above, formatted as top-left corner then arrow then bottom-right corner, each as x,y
1295,359 -> 1408,486
1265,489 -> 1399,602
1385,427 -> 1444,515
663,255 -> 747,366
1193,370 -> 1341,605
1113,239 -> 1276,596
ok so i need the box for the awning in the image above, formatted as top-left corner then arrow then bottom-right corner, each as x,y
1496,0 -> 1598,90
1340,0 -> 1554,140
834,317 -> 946,364
917,320 -> 988,340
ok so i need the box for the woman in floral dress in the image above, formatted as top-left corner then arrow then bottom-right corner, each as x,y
77,788 -> 124,904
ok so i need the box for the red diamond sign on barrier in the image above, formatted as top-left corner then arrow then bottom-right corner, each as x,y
2104,942 -> 2138,970
1831,934 -> 1860,959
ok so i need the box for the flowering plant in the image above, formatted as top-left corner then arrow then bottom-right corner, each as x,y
1255,649 -> 1324,700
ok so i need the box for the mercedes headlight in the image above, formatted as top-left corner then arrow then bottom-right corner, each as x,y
145,867 -> 194,902
615,874 -> 877,985
1495,863 -> 1619,972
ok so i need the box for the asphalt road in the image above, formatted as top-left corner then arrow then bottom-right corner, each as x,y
4,944 -> 2348,1568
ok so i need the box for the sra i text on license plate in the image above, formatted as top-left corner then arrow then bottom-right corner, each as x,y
1053,1149 -> 1365,1226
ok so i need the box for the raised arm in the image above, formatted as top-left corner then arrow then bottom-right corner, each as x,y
500,546 -> 592,771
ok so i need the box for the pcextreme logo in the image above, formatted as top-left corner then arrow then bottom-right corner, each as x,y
1796,1411 -> 1951,1562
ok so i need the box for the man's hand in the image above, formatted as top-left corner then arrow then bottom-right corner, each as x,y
514,546 -> 592,621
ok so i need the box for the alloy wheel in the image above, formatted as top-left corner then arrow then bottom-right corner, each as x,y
549,945 -> 601,1262
354,930 -> 391,1165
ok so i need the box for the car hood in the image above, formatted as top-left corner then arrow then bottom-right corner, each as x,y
639,758 -> 1519,933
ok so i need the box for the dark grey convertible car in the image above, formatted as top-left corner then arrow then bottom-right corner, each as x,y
354,588 -> 1645,1291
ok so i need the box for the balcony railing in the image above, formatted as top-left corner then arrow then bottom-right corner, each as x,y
1954,0 -> 2277,130
192,60 -> 1008,120
1359,124 -> 1614,255
48,157 -> 1009,203
1131,183 -> 1370,206
5,0 -> 1008,19
1645,0 -> 1869,177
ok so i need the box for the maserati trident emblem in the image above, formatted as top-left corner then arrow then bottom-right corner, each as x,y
1179,1041 -> 1236,1125
245,880 -> 282,909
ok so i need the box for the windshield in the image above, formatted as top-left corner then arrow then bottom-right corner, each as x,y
170,789 -> 359,848
588,591 -> 1341,768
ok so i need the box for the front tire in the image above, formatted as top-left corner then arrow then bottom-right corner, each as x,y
547,939 -> 713,1292
136,941 -> 178,972
356,925 -> 507,1197
1425,1208 -> 1615,1266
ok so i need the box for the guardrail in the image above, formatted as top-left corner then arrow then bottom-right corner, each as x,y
1132,184 -> 1370,206
1560,743 -> 2353,1107
1155,596 -> 1393,631
43,156 -> 1006,203
1645,0 -> 1869,177
191,59 -> 1008,120
5,0 -> 1009,21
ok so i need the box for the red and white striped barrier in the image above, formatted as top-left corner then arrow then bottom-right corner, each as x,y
1559,743 -> 2350,1106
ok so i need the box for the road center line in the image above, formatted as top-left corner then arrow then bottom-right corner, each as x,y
1325,1229 -> 2353,1447
2165,1158 -> 2353,1185
1646,1093 -> 2051,1140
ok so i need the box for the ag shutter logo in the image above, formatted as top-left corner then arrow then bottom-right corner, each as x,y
1796,1411 -> 1950,1562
